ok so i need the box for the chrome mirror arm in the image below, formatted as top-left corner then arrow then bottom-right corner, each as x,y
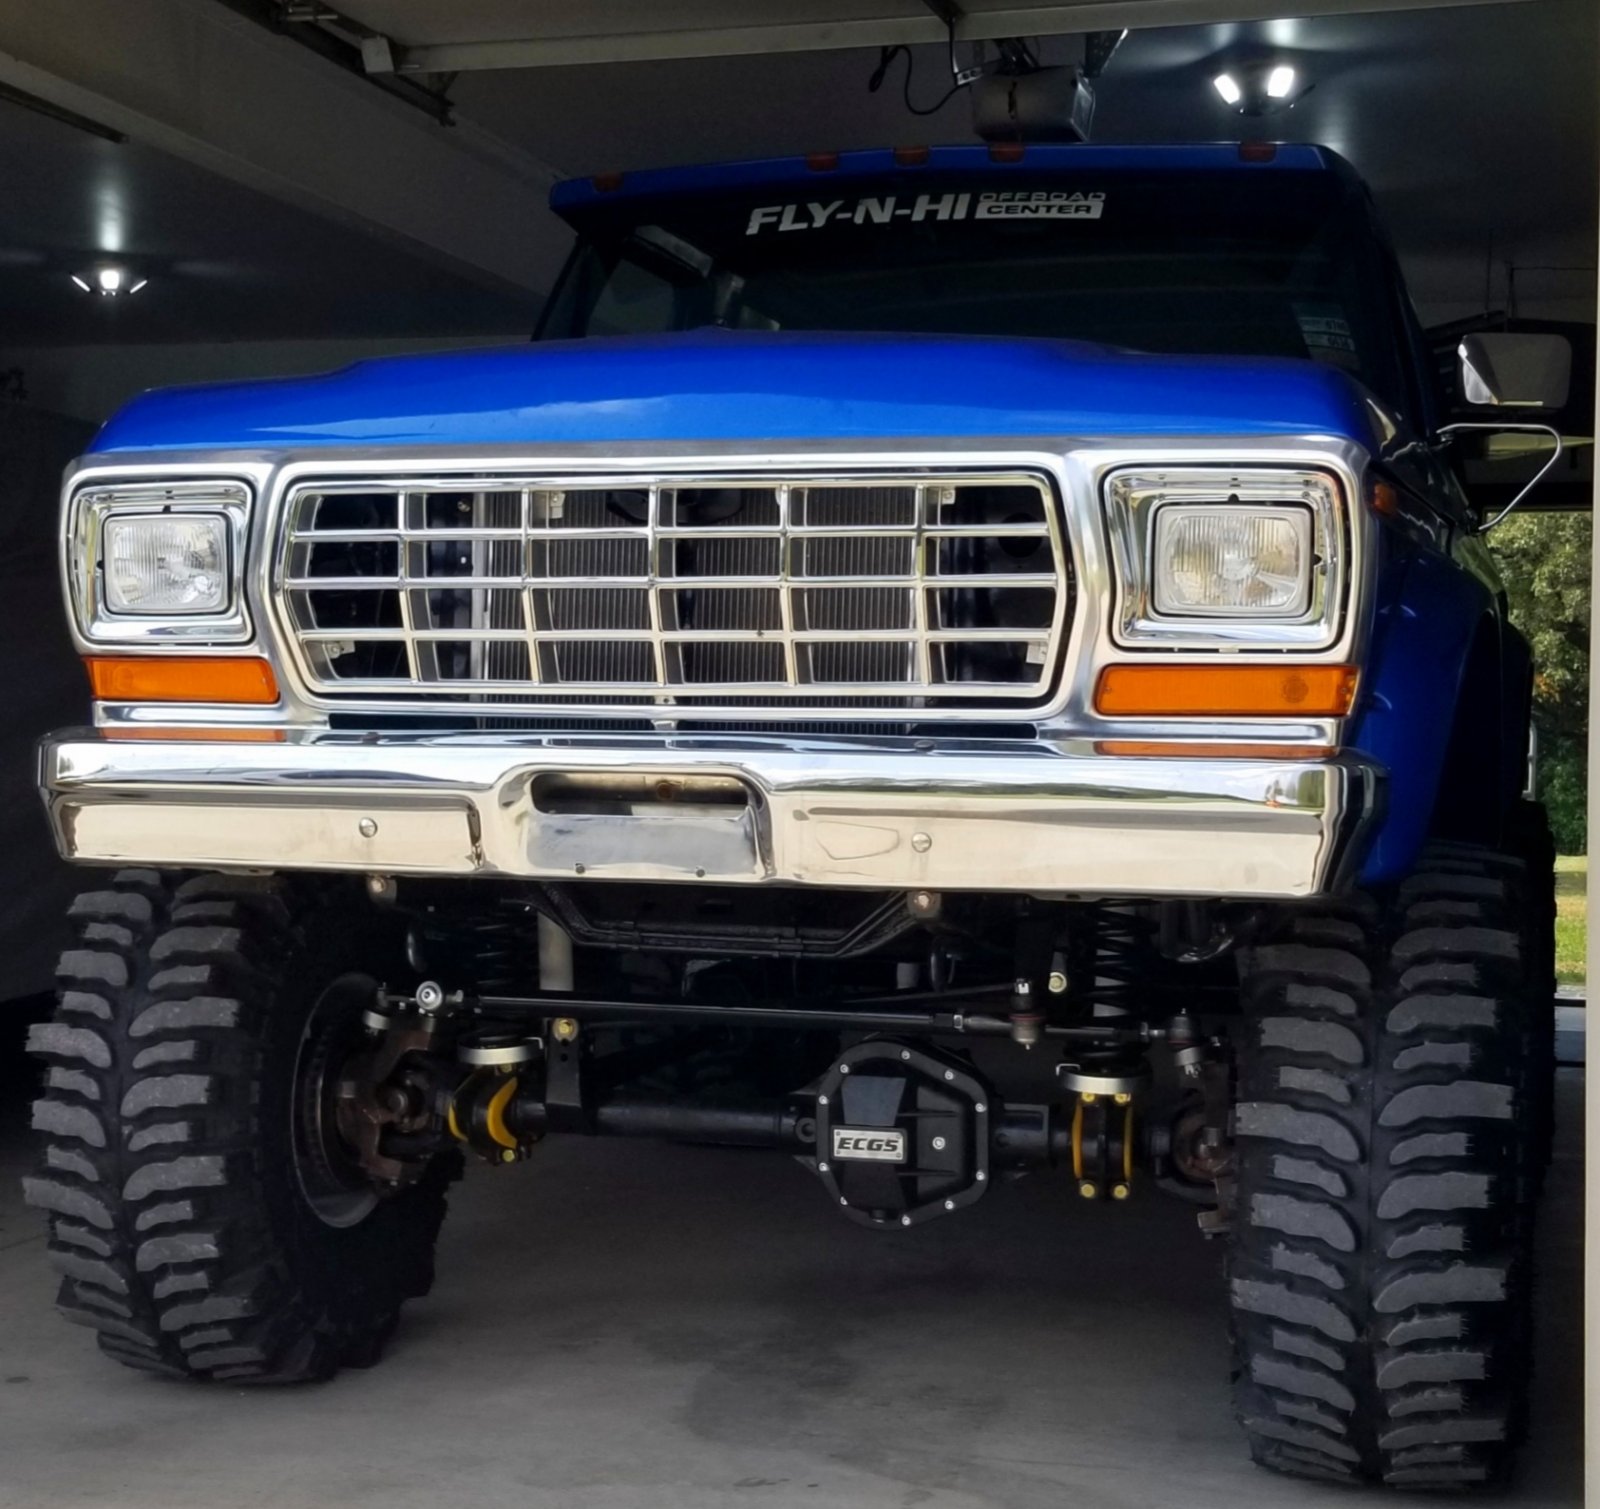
1435,421 -> 1565,533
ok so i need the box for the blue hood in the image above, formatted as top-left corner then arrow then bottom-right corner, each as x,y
91,329 -> 1381,454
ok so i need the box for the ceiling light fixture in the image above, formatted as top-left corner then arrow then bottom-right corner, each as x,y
1212,60 -> 1307,115
72,264 -> 147,297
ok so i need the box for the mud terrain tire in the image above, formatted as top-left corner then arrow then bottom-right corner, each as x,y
1229,838 -> 1548,1488
25,869 -> 454,1382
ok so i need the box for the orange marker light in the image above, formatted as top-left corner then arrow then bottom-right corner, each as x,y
85,656 -> 279,705
1370,479 -> 1401,517
1095,664 -> 1357,718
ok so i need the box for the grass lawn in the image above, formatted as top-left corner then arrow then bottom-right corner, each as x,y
1555,854 -> 1586,986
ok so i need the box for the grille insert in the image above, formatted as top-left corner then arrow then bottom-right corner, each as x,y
276,473 -> 1070,711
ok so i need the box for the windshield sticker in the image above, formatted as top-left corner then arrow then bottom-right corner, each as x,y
974,191 -> 1105,221
745,190 -> 1104,235
1294,304 -> 1361,372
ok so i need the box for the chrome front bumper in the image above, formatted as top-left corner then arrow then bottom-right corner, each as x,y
40,732 -> 1380,900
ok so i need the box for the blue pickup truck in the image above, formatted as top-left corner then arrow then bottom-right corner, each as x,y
26,143 -> 1567,1490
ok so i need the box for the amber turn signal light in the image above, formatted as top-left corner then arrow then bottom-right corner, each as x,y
1095,664 -> 1358,718
85,656 -> 280,705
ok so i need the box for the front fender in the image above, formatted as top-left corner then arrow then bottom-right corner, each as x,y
1347,545 -> 1498,884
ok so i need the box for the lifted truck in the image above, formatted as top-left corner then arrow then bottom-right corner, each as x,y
28,143 -> 1567,1490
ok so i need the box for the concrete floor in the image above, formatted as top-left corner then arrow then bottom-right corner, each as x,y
0,1022 -> 1583,1509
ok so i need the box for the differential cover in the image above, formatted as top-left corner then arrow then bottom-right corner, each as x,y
812,1040 -> 991,1228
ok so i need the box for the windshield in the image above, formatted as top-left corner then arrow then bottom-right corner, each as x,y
541,168 -> 1405,406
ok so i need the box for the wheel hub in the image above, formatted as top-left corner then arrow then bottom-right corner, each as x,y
293,976 -> 440,1226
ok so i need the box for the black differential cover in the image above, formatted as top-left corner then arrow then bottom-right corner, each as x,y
811,1040 -> 990,1228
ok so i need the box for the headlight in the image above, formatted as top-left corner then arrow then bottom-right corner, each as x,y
66,479 -> 252,645
1105,468 -> 1343,649
103,514 -> 230,614
1151,505 -> 1311,618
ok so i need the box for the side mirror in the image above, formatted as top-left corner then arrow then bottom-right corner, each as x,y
1458,332 -> 1572,410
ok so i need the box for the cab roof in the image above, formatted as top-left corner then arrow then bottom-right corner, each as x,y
550,142 -> 1351,220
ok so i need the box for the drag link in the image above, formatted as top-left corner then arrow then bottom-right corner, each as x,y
467,991 -> 1148,1041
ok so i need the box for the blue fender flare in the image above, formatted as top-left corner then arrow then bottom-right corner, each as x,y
1347,545 -> 1506,885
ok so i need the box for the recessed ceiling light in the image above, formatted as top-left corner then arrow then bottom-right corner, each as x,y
1213,73 -> 1243,106
1266,65 -> 1296,99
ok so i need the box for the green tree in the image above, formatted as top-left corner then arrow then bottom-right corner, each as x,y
1489,511 -> 1590,852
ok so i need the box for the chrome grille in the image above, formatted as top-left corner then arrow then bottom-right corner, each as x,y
275,471 -> 1070,712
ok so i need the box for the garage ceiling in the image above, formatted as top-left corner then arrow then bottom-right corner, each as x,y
324,0 -> 1531,69
438,0 -> 1597,324
0,0 -> 1591,356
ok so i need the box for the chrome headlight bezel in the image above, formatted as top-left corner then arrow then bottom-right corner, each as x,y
67,480 -> 253,645
1104,467 -> 1345,650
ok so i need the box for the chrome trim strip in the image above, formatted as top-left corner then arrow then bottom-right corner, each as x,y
41,730 -> 1380,900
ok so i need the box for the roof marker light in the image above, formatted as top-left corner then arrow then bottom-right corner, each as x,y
805,152 -> 840,172
893,145 -> 931,167
1213,73 -> 1243,106
1266,65 -> 1296,99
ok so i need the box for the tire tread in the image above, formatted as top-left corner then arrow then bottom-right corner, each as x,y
1230,838 -> 1543,1488
26,871 -> 452,1383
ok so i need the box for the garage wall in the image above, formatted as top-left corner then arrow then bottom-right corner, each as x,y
1,335 -> 524,428
1411,261 -> 1598,331
0,332 -> 529,1001
0,402 -> 94,1000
